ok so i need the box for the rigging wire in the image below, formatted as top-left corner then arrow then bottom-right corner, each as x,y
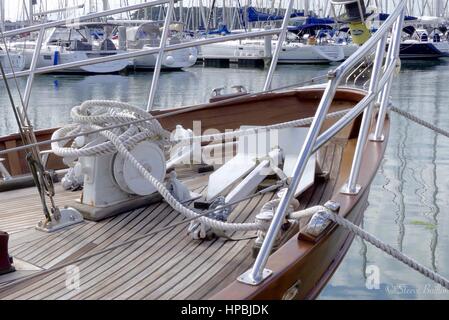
0,28 -> 26,109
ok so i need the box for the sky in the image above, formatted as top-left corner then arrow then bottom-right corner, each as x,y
1,0 -> 444,22
2,0 -> 122,21
1,1 -> 330,21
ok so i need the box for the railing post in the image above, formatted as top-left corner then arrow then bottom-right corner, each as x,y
341,34 -> 387,195
371,10 -> 405,142
237,0 -> 406,287
263,0 -> 295,91
146,0 -> 174,111
238,75 -> 339,285
23,27 -> 45,112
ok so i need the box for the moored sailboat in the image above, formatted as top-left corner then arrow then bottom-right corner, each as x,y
1,0 -> 436,301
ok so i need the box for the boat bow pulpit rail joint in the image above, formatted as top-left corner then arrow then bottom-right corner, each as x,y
239,0 -> 407,286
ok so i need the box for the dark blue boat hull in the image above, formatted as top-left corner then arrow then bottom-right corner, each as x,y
399,43 -> 448,59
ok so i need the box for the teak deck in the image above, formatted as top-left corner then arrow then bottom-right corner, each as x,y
0,140 -> 343,300
0,87 -> 387,300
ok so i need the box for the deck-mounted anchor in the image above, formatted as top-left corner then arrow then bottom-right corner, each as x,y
188,126 -> 318,240
0,59 -> 83,233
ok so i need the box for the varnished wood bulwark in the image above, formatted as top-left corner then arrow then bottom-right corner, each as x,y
0,88 -> 364,178
0,87 -> 388,300
0,129 -> 65,177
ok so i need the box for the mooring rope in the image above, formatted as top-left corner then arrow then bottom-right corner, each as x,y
318,209 -> 449,290
391,106 -> 449,139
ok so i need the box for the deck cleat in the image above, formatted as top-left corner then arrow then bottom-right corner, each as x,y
252,196 -> 295,258
304,201 -> 341,237
188,196 -> 230,240
0,231 -> 15,275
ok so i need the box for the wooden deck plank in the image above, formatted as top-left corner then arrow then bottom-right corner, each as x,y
0,140 -> 346,300
18,186 -> 207,300
75,212 -> 206,298
161,193 -> 275,300
88,193 -> 260,300
0,211 -> 147,299
128,194 -> 265,300
99,200 -> 256,299
31,205 -> 174,300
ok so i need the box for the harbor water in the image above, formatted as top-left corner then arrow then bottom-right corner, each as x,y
1,61 -> 449,299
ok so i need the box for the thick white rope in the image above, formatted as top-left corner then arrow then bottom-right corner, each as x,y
288,206 -> 326,220
391,106 -> 449,139
99,127 -> 264,232
175,108 -> 351,143
52,100 -> 265,233
321,209 -> 449,290
288,206 -> 449,289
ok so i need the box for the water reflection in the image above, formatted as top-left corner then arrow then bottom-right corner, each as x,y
0,64 -> 333,135
320,59 -> 449,299
1,61 -> 449,299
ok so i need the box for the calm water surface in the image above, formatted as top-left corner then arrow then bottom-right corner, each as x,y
1,61 -> 449,299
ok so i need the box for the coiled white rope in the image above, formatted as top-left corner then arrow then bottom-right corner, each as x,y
52,100 -> 170,158
52,100 -> 265,233
99,128 -> 264,232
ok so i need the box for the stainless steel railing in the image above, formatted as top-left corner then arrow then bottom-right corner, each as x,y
238,0 -> 406,285
1,0 -> 406,286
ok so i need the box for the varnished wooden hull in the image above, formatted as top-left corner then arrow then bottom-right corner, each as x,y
212,112 -> 389,300
0,87 -> 364,178
0,86 -> 388,299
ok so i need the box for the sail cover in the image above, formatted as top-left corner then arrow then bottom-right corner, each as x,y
243,6 -> 305,22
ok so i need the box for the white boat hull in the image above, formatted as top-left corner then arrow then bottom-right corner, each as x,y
341,44 -> 359,59
198,40 -> 345,64
0,52 -> 26,73
14,46 -> 129,74
280,43 -> 345,64
130,46 -> 198,69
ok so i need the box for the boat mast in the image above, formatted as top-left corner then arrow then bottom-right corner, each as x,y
222,0 -> 226,26
89,0 -> 98,13
28,0 -> 35,25
303,0 -> 309,15
102,0 -> 110,11
180,0 -> 184,23
0,0 -> 5,32
435,0 -> 443,17
199,0 -> 207,29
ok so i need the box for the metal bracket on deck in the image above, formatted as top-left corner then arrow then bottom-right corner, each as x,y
0,158 -> 12,180
237,268 -> 273,286
211,87 -> 225,97
36,207 -> 84,233
369,133 -> 385,142
340,183 -> 362,195
231,85 -> 248,93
